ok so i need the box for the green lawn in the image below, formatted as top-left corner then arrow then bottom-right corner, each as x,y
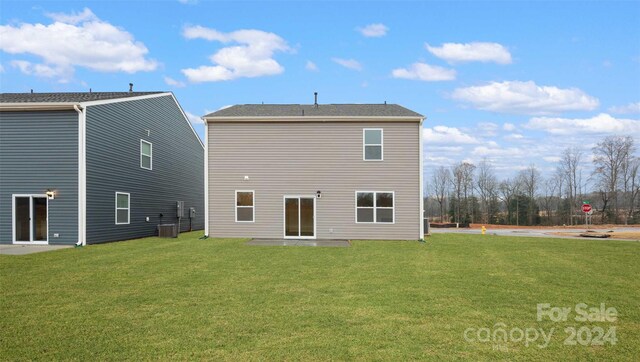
1,233 -> 638,360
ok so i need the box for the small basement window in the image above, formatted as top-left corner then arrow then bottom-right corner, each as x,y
363,128 -> 383,161
236,191 -> 254,222
356,191 -> 394,223
115,192 -> 130,225
141,140 -> 152,170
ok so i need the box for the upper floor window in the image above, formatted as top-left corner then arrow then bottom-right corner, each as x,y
236,190 -> 255,222
140,140 -> 152,170
363,128 -> 383,161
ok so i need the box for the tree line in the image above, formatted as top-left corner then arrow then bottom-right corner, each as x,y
425,135 -> 640,225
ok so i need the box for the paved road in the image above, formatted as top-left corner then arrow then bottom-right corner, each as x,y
429,226 -> 640,241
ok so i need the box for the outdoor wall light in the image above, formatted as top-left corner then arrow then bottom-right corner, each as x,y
244,175 -> 250,181
316,190 -> 322,199
46,189 -> 55,200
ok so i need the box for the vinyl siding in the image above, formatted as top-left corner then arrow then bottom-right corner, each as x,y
207,121 -> 421,240
0,110 -> 78,245
85,95 -> 204,243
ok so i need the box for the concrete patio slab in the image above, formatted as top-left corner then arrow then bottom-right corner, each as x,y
0,244 -> 73,255
247,239 -> 351,247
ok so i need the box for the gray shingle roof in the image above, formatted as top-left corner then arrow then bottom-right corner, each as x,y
204,104 -> 424,118
0,92 -> 165,103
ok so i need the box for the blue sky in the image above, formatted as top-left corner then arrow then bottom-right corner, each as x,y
1,0 -> 639,179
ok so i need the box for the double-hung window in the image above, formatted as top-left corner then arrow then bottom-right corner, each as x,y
363,128 -> 383,161
235,191 -> 254,222
356,191 -> 394,223
115,192 -> 130,225
140,140 -> 152,170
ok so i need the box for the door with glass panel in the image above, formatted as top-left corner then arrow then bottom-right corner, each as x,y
13,195 -> 48,244
284,196 -> 315,239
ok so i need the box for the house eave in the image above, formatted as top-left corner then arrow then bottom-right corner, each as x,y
0,103 -> 81,111
204,116 -> 425,123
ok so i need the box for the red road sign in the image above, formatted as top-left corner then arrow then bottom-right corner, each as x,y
582,204 -> 592,213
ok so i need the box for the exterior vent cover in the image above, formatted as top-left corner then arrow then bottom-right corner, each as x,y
158,224 -> 177,238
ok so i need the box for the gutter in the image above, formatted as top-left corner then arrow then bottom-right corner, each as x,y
0,103 -> 80,111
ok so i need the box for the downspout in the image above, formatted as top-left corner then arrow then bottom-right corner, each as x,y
419,116 -> 426,240
74,104 -> 87,246
203,118 -> 209,238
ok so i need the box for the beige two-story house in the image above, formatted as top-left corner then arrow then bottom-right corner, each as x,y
203,102 -> 424,240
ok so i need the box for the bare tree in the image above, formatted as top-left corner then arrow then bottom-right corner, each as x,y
540,174 -> 561,225
620,141 -> 639,224
475,159 -> 498,223
558,147 -> 583,224
518,164 -> 542,225
592,136 -> 634,223
499,178 -> 520,225
451,162 -> 476,223
431,166 -> 451,223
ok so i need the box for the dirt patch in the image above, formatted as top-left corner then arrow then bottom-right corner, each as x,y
551,231 -> 640,241
469,223 -> 640,230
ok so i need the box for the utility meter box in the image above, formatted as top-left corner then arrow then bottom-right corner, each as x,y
189,207 -> 196,218
176,201 -> 184,218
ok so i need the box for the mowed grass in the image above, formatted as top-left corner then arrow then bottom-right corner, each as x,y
1,233 -> 639,360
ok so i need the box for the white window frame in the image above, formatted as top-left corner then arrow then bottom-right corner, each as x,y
115,192 -> 130,225
12,194 -> 49,245
140,139 -> 152,170
235,190 -> 255,223
363,128 -> 384,161
355,191 -> 395,224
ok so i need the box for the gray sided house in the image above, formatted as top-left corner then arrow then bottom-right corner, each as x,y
204,103 -> 425,240
0,92 -> 204,245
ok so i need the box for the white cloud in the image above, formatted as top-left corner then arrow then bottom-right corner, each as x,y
357,23 -> 388,37
503,133 -> 524,141
0,64 -> 4,73
472,145 -> 525,157
543,156 -> 562,163
305,60 -> 318,71
10,60 -> 70,81
526,113 -> 640,135
608,101 -> 640,114
178,0 -> 198,4
477,122 -> 498,136
185,111 -> 203,125
181,26 -> 291,82
423,126 -> 480,144
0,8 -> 157,82
164,76 -> 185,88
332,58 -> 362,71
503,122 -> 516,131
426,42 -> 512,64
451,80 -> 599,115
45,8 -> 97,24
391,62 -> 456,81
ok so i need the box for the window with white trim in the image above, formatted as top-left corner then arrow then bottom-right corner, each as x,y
363,128 -> 383,161
115,192 -> 130,225
235,191 -> 254,222
141,140 -> 152,170
356,191 -> 394,223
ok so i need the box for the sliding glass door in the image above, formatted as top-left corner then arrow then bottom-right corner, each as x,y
284,196 -> 315,239
13,195 -> 48,243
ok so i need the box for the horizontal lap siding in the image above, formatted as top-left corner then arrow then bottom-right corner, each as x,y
0,111 -> 78,244
86,96 -> 204,243
208,121 -> 420,240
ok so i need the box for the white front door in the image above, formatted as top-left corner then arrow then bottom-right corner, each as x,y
283,196 -> 316,239
12,194 -> 48,244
